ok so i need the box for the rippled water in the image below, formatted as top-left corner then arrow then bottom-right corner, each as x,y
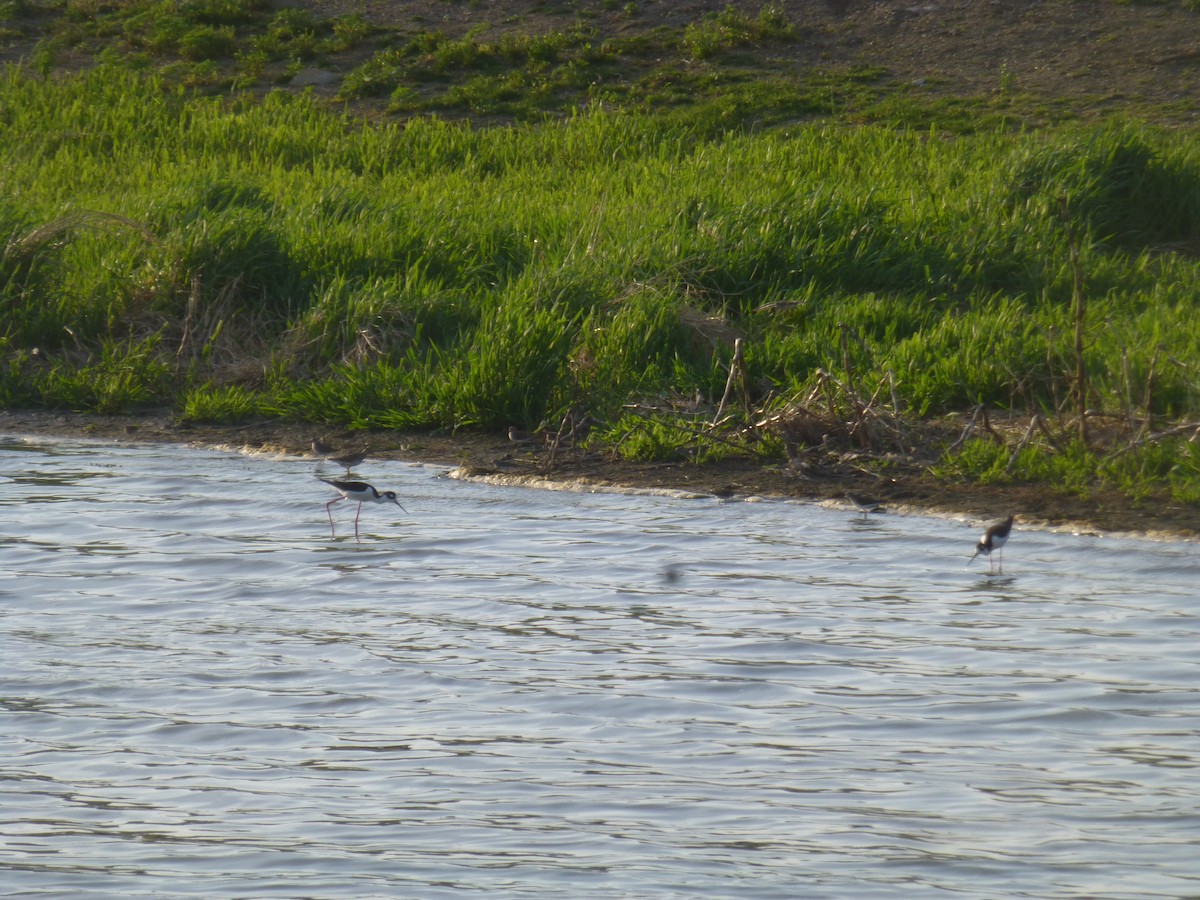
2,435 -> 1198,899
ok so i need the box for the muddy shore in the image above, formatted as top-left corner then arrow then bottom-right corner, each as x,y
3,409 -> 1197,540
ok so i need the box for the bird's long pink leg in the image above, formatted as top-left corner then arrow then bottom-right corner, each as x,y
354,502 -> 363,542
326,496 -> 343,538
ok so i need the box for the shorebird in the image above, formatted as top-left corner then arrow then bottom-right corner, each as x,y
320,477 -> 406,541
968,514 -> 1014,574
312,439 -> 366,474
507,425 -> 544,445
846,493 -> 885,520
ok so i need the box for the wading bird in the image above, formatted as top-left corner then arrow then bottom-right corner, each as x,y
312,438 -> 366,474
968,514 -> 1014,574
321,477 -> 406,541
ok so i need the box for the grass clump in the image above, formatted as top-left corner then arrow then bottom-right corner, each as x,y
682,4 -> 795,59
180,382 -> 267,422
32,335 -> 173,414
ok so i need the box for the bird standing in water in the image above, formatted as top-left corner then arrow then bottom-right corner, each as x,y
312,439 -> 366,474
321,478 -> 406,541
968,514 -> 1014,574
845,493 -> 885,520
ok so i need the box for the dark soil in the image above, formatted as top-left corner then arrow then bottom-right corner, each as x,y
4,409 -> 1197,539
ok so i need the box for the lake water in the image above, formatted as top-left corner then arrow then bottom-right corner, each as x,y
2,434 -> 1198,899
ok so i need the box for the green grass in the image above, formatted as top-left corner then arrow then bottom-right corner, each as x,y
180,382 -> 268,422
3,67 -> 1200,501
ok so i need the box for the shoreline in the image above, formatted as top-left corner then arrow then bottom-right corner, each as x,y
4,409 -> 1198,541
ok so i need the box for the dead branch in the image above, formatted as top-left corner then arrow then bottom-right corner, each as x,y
1102,421 -> 1200,463
948,404 -> 1004,453
712,337 -> 751,426
1005,417 -> 1040,474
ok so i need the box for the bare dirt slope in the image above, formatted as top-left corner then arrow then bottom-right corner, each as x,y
292,0 -> 1200,121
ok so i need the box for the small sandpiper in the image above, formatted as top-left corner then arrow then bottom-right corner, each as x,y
845,493 -> 885,520
968,514 -> 1014,574
507,425 -> 543,445
312,439 -> 366,474
320,477 -> 406,541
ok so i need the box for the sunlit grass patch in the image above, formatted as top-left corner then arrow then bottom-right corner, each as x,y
601,413 -> 704,462
682,4 -> 795,60
180,382 -> 267,422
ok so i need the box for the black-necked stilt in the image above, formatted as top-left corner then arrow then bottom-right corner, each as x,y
312,439 -> 366,474
846,493 -> 885,519
321,478 -> 406,541
968,514 -> 1014,573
